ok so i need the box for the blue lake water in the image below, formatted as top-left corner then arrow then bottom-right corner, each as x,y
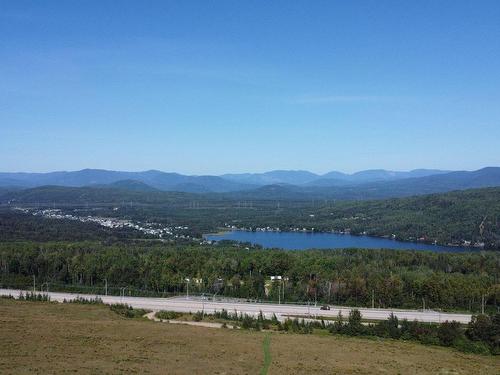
204,231 -> 474,252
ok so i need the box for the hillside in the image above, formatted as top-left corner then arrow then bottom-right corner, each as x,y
0,185 -> 202,206
227,167 -> 500,200
220,187 -> 500,250
1,167 -> 499,199
3,185 -> 499,250
2,300 -> 498,375
0,169 -> 255,193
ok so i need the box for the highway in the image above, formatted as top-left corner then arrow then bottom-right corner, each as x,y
0,288 -> 472,324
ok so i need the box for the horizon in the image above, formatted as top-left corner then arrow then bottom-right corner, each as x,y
2,2 -> 500,174
2,166 -> 497,177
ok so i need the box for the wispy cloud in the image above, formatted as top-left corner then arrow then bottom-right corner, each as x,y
294,95 -> 395,104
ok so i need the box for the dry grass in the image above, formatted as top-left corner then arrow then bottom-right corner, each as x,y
0,299 -> 498,375
269,333 -> 499,374
0,299 -> 262,374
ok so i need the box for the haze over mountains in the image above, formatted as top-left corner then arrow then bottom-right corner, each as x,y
0,167 -> 500,201
222,169 -> 450,186
0,168 -> 451,191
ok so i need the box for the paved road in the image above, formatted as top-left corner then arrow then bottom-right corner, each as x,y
0,288 -> 472,324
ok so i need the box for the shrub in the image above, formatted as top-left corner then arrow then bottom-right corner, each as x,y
241,314 -> 254,329
345,309 -> 364,336
452,337 -> 491,355
466,313 -> 500,354
18,292 -> 50,302
329,311 -> 344,334
192,311 -> 204,322
373,313 -> 401,339
66,296 -> 103,305
437,321 -> 462,347
109,303 -> 148,318
155,310 -> 182,320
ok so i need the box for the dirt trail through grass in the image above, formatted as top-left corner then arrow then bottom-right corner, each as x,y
260,333 -> 272,375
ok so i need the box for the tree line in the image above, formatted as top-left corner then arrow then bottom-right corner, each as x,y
1,241 -> 498,312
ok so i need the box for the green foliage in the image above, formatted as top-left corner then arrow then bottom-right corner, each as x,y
0,210 -> 145,242
373,313 -> 401,339
109,303 -> 148,318
192,311 -> 204,322
328,309 -> 499,355
260,334 -> 272,375
213,187 -> 500,250
1,241 -> 498,312
65,296 -> 103,304
466,313 -> 500,354
155,310 -> 182,320
2,186 -> 500,249
18,292 -> 50,302
437,321 -> 462,346
346,309 -> 364,335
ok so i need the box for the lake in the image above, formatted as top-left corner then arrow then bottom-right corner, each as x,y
204,230 -> 474,252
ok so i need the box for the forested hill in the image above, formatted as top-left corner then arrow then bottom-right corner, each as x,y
1,185 -> 499,250
0,185 -> 210,206
223,167 -> 500,201
200,187 -> 500,250
304,187 -> 500,249
1,167 -> 499,199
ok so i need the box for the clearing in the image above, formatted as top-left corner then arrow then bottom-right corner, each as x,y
0,299 -> 497,374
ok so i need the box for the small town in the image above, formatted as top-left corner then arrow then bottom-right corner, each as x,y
13,207 -> 190,240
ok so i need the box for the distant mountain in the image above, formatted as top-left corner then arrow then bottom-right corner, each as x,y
223,168 -> 450,187
320,171 -> 350,180
368,167 -> 500,194
1,167 -> 497,197
105,180 -> 159,192
0,185 -> 198,205
308,169 -> 450,186
222,170 -> 319,185
2,167 -> 499,204
0,169 -> 255,193
226,167 -> 500,200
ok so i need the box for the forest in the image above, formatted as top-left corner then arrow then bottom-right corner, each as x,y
1,240 -> 499,313
1,188 -> 499,314
2,186 -> 499,249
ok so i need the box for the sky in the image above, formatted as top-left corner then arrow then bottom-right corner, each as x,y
1,1 -> 500,175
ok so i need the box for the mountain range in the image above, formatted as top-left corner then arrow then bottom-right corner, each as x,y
0,167 -> 499,200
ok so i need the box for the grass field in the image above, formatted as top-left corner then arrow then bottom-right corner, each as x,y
0,299 -> 498,374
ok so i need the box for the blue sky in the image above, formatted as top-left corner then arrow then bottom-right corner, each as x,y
1,1 -> 499,174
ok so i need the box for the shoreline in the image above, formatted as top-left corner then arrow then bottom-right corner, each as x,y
204,229 -> 481,252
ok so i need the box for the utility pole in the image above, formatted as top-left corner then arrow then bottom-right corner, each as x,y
278,282 -> 281,304
33,275 -> 36,293
104,279 -> 108,296
422,297 -> 425,311
282,278 -> 286,304
327,281 -> 331,304
372,289 -> 375,309
185,278 -> 190,299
